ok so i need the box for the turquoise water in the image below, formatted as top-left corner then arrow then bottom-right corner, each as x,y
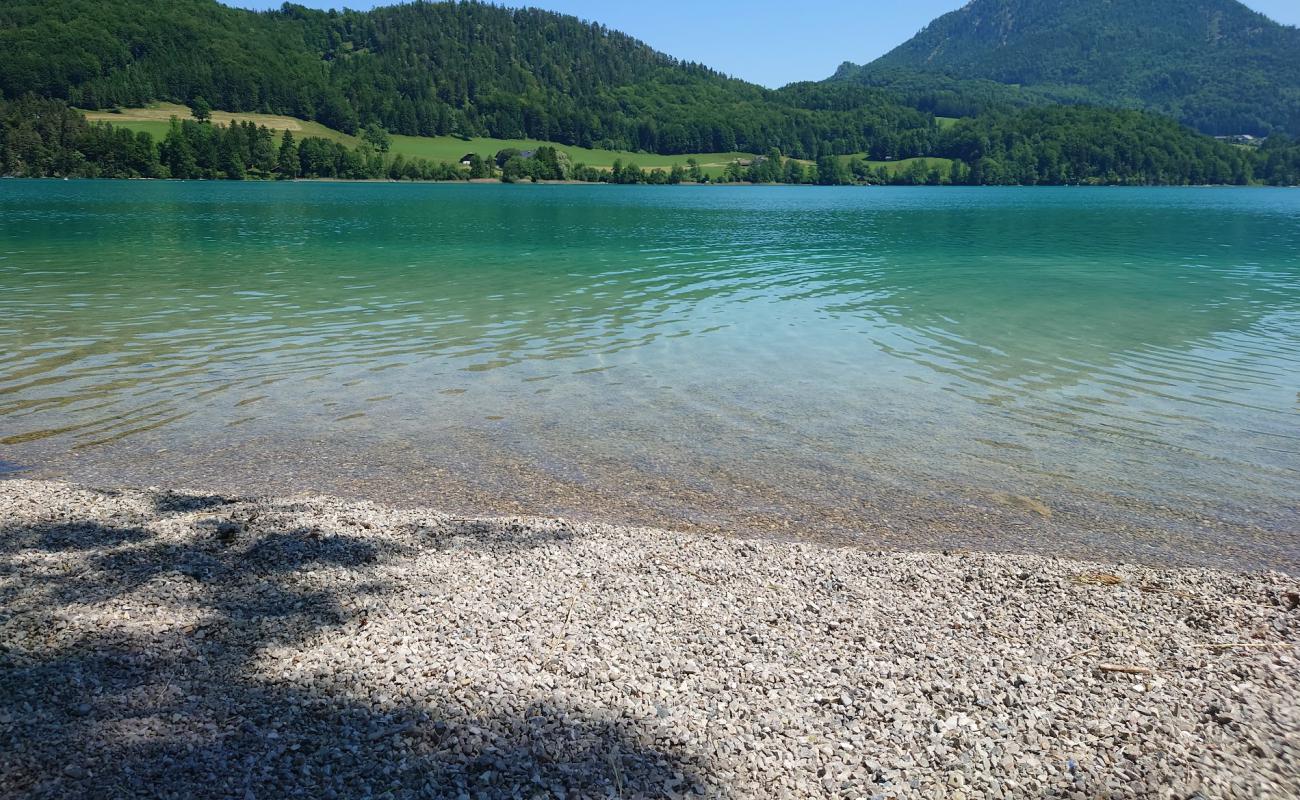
1,181 -> 1297,569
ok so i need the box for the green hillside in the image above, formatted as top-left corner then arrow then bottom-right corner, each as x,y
83,104 -> 755,177
837,156 -> 956,175
0,0 -> 937,160
832,0 -> 1300,137
386,137 -> 751,176
83,104 -> 359,146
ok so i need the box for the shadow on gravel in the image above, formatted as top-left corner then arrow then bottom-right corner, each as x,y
152,490 -> 239,516
0,520 -> 152,554
432,524 -> 581,553
0,511 -> 709,799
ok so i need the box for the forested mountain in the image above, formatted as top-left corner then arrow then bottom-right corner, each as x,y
2,0 -> 1297,185
0,0 -> 936,159
832,0 -> 1300,137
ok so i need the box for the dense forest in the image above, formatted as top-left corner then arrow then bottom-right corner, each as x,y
0,0 -> 939,160
932,107 -> 1261,185
833,0 -> 1300,137
5,97 -> 1297,186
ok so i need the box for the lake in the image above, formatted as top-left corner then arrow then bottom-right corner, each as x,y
1,181 -> 1297,570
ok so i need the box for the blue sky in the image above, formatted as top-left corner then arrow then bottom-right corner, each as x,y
226,1 -> 1300,88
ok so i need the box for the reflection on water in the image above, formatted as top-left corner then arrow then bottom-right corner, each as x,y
1,182 -> 1298,570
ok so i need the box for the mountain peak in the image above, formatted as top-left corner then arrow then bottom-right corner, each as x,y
834,0 -> 1300,136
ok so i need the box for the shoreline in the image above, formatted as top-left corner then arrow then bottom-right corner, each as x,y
3,175 -> 1294,188
5,456 -> 1294,576
2,479 -> 1297,797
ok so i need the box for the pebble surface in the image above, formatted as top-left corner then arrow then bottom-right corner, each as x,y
1,479 -> 1297,799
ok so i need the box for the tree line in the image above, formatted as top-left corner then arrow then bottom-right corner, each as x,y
4,97 -> 1298,187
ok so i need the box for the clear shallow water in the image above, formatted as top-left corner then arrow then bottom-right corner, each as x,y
1,181 -> 1297,569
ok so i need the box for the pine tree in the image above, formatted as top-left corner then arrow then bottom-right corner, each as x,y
160,119 -> 199,179
277,130 -> 299,178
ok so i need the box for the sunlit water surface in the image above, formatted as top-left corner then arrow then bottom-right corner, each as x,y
2,182 -> 1297,570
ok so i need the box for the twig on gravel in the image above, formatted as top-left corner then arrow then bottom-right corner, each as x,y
653,556 -> 718,586
1057,646 -> 1099,663
1139,584 -> 1199,600
1074,573 -> 1123,586
1098,664 -> 1156,675
367,721 -> 415,741
1140,584 -> 1254,608
607,747 -> 625,798
545,582 -> 587,667
562,584 -> 583,629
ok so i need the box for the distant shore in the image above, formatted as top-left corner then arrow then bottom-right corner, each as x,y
5,176 -> 1295,188
2,479 -> 1297,798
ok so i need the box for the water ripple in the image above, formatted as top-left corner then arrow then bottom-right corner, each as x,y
2,182 -> 1298,551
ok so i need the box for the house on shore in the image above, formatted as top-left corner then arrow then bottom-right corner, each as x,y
1214,134 -> 1263,146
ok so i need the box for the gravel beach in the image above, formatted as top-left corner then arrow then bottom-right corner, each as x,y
1,479 -> 1297,799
